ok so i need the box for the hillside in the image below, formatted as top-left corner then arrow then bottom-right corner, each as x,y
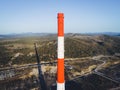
65,34 -> 120,57
0,34 -> 120,66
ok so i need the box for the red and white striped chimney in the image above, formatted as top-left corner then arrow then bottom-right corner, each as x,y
57,13 -> 65,90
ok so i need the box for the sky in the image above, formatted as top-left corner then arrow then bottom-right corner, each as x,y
0,0 -> 120,34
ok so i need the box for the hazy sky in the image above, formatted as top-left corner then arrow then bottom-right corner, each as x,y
0,0 -> 120,34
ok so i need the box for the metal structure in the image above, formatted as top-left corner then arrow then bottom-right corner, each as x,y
34,43 -> 47,90
57,13 -> 65,90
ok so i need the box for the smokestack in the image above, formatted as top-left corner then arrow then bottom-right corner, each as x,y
57,13 -> 65,90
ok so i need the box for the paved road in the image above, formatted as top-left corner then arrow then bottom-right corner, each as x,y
0,56 -> 120,84
92,58 -> 120,84
0,57 -> 91,71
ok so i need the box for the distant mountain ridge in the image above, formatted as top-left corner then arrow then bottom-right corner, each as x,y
83,32 -> 120,36
0,32 -> 120,38
0,33 -> 55,38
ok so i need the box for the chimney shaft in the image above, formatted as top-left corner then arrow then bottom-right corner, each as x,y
57,13 -> 65,90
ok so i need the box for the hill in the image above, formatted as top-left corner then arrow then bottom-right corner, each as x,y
0,33 -> 120,66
